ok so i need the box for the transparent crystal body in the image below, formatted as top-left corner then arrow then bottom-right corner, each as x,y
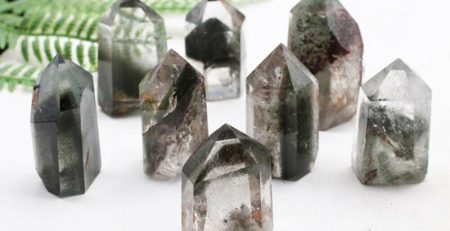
31,56 -> 101,197
139,50 -> 208,180
247,44 -> 319,181
288,0 -> 363,130
185,0 -> 245,101
352,59 -> 431,185
182,124 -> 273,231
98,0 -> 167,116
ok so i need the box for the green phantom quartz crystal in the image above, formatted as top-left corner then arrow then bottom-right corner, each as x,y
98,0 -> 167,116
182,124 -> 273,231
31,56 -> 101,197
288,0 -> 364,130
139,49 -> 208,180
247,44 -> 319,181
352,59 -> 432,185
185,0 -> 245,101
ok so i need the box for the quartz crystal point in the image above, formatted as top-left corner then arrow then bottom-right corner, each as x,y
31,56 -> 101,197
247,44 -> 319,181
288,0 -> 363,130
185,0 -> 245,101
140,49 -> 208,179
98,0 -> 167,116
182,124 -> 273,231
352,59 -> 431,185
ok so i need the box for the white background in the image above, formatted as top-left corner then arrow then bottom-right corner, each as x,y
1,0 -> 449,230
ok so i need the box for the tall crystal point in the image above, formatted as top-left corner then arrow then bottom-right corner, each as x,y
140,50 -> 208,180
352,59 -> 431,185
185,0 -> 245,101
247,44 -> 319,181
31,56 -> 101,197
98,0 -> 167,116
288,0 -> 363,130
182,124 -> 273,231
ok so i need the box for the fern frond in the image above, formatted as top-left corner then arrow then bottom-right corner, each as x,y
32,38 -> 42,62
0,63 -> 39,92
20,38 -> 29,62
44,38 -> 52,61
63,40 -> 72,59
77,44 -> 85,66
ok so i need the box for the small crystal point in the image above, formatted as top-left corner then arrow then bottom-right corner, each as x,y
185,0 -> 245,101
98,0 -> 168,116
247,44 -> 319,181
352,59 -> 431,185
288,0 -> 363,130
140,49 -> 208,180
182,124 -> 273,231
31,56 -> 101,197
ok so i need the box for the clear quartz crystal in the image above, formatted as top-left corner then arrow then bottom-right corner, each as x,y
182,124 -> 273,231
247,44 -> 319,181
139,49 -> 208,180
288,0 -> 363,130
98,0 -> 167,116
352,59 -> 431,185
185,0 -> 245,101
31,56 -> 101,197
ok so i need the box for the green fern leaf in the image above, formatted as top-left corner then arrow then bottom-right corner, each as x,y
0,78 -> 4,91
88,44 -> 96,67
29,10 -> 44,32
23,66 -> 39,78
53,16 -> 66,34
55,39 -> 63,56
10,64 -> 25,76
41,13 -> 55,34
76,43 -> 84,66
77,16 -> 90,37
86,18 -> 98,40
0,64 -> 14,73
44,38 -> 52,61
21,38 -> 29,62
65,15 -> 78,36
32,38 -> 42,62
64,40 -> 72,59
0,33 -> 5,48
7,80 -> 17,92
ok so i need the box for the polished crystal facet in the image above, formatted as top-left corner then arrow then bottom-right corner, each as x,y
185,0 -> 245,101
288,0 -> 363,130
31,56 -> 101,197
352,59 -> 431,185
139,50 -> 208,180
98,0 -> 167,116
247,44 -> 319,181
182,124 -> 273,231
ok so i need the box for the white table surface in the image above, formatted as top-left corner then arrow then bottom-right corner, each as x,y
0,0 -> 449,230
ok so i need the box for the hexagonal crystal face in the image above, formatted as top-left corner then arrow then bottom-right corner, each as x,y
139,50 -> 208,180
247,44 -> 319,181
352,59 -> 431,185
31,56 -> 101,197
185,0 -> 245,101
288,0 -> 363,130
98,0 -> 167,116
182,125 -> 273,231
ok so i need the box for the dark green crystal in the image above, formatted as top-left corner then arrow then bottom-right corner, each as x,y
31,56 -> 101,197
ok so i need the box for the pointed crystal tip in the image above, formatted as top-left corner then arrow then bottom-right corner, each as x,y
362,58 -> 431,101
52,55 -> 66,64
247,43 -> 317,92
